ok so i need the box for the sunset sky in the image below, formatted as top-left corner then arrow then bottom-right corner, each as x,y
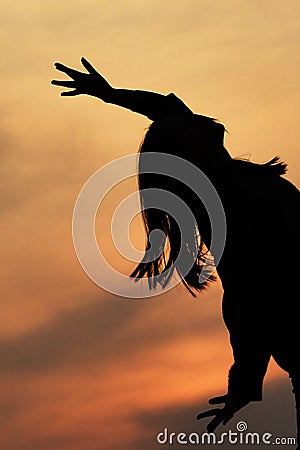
1,1 -> 300,449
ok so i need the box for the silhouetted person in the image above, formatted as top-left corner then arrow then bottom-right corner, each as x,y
52,58 -> 300,448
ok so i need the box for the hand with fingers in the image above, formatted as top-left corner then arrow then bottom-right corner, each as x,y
51,57 -> 113,101
196,394 -> 250,433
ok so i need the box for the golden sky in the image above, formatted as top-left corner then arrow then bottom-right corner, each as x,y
1,1 -> 300,449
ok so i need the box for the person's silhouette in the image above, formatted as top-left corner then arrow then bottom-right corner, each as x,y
52,58 -> 300,448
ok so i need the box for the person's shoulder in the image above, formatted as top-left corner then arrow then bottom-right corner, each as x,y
165,93 -> 193,115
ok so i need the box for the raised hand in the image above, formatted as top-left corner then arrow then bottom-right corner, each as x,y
196,394 -> 249,433
51,57 -> 113,101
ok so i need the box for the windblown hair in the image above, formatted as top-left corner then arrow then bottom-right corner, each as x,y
130,118 -> 287,296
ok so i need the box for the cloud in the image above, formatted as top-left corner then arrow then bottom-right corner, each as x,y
0,282 -> 224,375
0,288 -> 295,450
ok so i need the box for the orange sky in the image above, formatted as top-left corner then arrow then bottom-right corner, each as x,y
1,1 -> 300,449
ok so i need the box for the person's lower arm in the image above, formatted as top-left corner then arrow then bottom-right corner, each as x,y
106,88 -> 192,121
227,358 -> 270,401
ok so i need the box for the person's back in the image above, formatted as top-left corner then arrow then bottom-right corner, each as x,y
214,160 -> 299,420
215,159 -> 299,293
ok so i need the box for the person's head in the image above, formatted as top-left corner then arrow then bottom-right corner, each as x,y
139,113 -> 228,166
130,114 -> 227,295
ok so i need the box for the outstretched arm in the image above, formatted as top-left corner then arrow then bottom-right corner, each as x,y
51,57 -> 192,121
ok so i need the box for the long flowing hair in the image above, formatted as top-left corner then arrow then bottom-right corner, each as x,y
130,116 -> 287,296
